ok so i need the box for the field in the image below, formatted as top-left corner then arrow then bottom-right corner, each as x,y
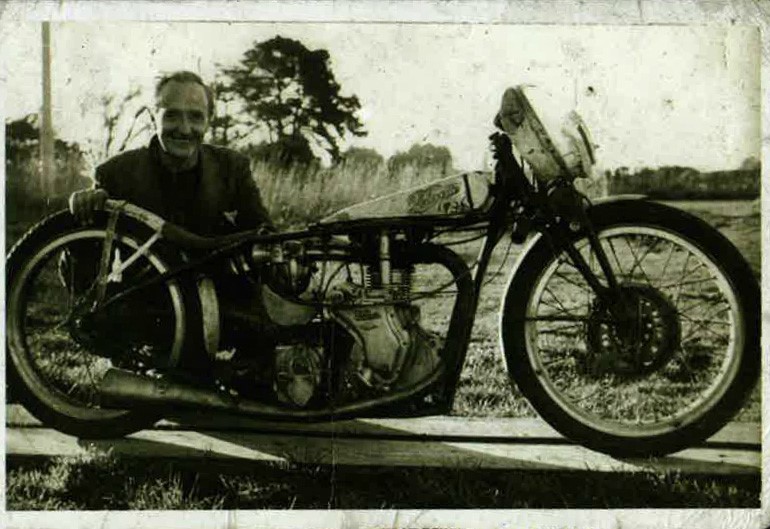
5,198 -> 762,510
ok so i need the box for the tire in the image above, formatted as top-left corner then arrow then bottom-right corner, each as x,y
501,200 -> 760,457
6,210 -> 202,438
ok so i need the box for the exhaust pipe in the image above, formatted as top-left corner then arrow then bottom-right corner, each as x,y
98,368 -> 287,416
99,366 -> 446,419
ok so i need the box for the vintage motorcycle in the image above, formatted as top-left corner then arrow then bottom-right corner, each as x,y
6,87 -> 760,457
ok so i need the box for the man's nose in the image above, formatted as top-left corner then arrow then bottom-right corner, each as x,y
178,115 -> 192,133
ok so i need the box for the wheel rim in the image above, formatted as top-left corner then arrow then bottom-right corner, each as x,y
524,225 -> 744,437
7,229 -> 186,421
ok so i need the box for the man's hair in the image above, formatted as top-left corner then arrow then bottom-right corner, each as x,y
154,70 -> 215,118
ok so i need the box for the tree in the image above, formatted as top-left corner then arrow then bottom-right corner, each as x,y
740,156 -> 760,171
339,146 -> 384,169
219,36 -> 366,165
387,143 -> 454,178
208,77 -> 249,147
84,86 -> 153,166
5,114 -> 89,216
5,114 -> 85,166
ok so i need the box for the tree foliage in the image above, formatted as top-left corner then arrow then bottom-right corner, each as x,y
607,165 -> 760,200
5,114 -> 90,218
218,36 -> 366,165
339,146 -> 384,169
387,143 -> 453,177
208,78 -> 249,147
5,114 -> 85,166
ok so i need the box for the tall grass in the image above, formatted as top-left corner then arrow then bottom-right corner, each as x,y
252,158 -> 451,229
254,158 -> 614,230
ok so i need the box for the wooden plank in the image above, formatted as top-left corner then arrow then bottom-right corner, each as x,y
6,426 -> 760,475
5,405 -> 760,446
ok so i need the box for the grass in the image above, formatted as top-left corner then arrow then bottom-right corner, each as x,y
7,454 -> 759,510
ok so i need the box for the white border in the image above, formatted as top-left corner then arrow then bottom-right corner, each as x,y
1,1 -> 767,528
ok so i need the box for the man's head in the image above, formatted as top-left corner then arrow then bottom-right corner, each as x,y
153,71 -> 214,164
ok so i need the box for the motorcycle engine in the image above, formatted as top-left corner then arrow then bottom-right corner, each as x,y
245,238 -> 443,407
327,273 -> 444,396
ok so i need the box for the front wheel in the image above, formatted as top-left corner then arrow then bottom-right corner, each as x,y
501,200 -> 760,457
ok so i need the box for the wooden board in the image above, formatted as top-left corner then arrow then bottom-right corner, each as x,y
6,405 -> 760,445
6,406 -> 760,475
6,427 -> 759,475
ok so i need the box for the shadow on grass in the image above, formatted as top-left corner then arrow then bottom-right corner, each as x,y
7,453 -> 760,510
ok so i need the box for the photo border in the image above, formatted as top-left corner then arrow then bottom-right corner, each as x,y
0,1 -> 766,528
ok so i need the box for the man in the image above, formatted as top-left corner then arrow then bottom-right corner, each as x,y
69,70 -> 275,385
70,70 -> 273,235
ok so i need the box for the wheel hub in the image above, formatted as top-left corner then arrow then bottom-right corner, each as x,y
585,283 -> 680,377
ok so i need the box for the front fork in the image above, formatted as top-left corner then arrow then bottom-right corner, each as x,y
540,189 -> 628,320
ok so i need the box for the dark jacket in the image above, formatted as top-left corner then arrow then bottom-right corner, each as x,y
94,136 -> 273,235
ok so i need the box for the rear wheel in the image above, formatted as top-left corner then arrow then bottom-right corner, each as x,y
6,210 -> 201,438
501,200 -> 759,457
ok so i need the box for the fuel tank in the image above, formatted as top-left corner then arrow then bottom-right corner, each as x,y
320,170 -> 494,224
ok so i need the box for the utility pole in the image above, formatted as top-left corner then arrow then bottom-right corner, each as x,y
41,21 -> 54,196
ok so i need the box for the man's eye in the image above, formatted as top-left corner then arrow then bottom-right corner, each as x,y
190,113 -> 205,123
165,110 -> 180,119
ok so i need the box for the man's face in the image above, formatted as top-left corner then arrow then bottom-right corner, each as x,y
155,80 -> 210,161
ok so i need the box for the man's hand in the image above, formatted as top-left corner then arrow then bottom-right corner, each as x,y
68,189 -> 109,224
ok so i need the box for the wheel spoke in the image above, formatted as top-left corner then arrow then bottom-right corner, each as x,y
552,269 -> 593,294
658,275 -> 718,290
542,287 -> 586,317
606,239 -> 626,277
624,234 -> 656,285
528,315 -> 590,322
677,315 -> 731,327
682,307 -> 729,342
659,242 -> 677,279
675,291 -> 727,314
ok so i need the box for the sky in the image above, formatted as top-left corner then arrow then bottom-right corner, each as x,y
0,22 -> 761,172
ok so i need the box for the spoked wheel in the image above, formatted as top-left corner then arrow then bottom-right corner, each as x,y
502,200 -> 759,457
6,211 -> 200,438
